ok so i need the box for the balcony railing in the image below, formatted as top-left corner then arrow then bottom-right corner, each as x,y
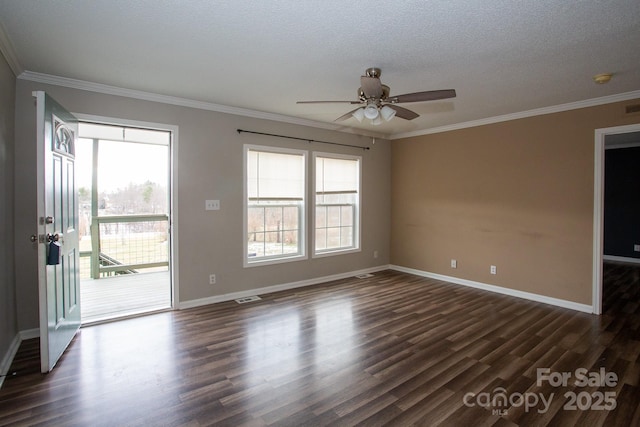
81,214 -> 169,279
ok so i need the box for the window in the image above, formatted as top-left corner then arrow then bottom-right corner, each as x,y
244,146 -> 307,265
314,153 -> 361,256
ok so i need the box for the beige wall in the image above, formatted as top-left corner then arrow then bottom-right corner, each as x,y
391,99 -> 640,305
0,52 -> 17,359
14,80 -> 391,330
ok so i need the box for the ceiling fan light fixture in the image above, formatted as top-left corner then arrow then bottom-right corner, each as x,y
352,107 -> 365,122
380,105 -> 396,121
364,104 -> 379,120
297,68 -> 456,125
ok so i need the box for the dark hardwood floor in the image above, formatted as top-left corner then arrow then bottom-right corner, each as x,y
1,265 -> 639,426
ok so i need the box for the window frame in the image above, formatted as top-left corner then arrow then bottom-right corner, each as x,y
312,151 -> 362,258
243,144 -> 308,267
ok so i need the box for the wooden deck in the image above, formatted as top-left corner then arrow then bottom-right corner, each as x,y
80,271 -> 171,323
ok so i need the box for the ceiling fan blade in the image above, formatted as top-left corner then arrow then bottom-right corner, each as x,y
387,105 -> 419,120
334,108 -> 362,122
360,76 -> 383,99
297,100 -> 361,104
390,89 -> 456,103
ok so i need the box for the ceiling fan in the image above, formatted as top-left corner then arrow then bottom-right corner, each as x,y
297,67 -> 456,125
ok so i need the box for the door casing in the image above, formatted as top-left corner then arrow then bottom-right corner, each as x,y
74,113 -> 180,311
592,123 -> 640,314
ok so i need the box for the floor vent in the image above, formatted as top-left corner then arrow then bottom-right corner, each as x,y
625,104 -> 640,114
235,296 -> 262,304
355,273 -> 374,279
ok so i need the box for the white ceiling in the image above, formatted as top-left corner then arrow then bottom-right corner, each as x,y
1,0 -> 639,138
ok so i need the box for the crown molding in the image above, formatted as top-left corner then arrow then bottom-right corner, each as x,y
17,70 -> 388,140
18,70 -> 636,142
0,21 -> 23,76
391,90 -> 640,140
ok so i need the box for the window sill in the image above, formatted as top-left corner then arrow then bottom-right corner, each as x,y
312,247 -> 361,259
244,254 -> 308,268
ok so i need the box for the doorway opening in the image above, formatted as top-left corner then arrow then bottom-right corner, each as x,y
76,121 -> 173,323
593,123 -> 640,314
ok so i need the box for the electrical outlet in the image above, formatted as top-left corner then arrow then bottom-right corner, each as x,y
634,244 -> 640,252
205,200 -> 220,211
451,259 -> 457,268
373,250 -> 379,259
490,265 -> 497,275
209,274 -> 216,285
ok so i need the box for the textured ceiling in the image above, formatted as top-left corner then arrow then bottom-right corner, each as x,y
0,0 -> 639,137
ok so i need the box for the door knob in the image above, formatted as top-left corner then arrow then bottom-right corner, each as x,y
30,233 -> 63,244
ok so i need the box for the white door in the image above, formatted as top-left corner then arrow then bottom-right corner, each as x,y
34,91 -> 81,373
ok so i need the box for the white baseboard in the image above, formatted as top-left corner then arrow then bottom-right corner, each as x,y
0,334 -> 22,390
603,255 -> 640,265
20,328 -> 40,340
0,328 -> 40,390
179,265 -> 390,310
389,265 -> 593,314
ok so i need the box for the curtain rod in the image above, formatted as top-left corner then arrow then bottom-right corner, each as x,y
236,129 -> 370,150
